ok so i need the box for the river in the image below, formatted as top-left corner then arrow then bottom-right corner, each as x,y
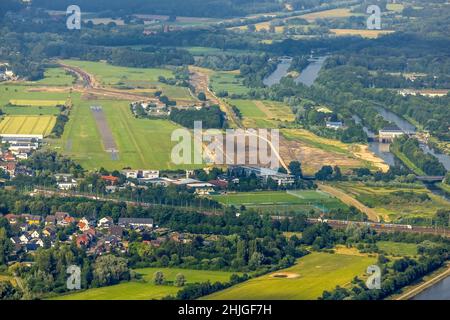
263,55 -> 327,87
412,275 -> 450,300
263,58 -> 293,87
295,56 -> 328,87
353,108 -> 450,171
264,56 -> 450,170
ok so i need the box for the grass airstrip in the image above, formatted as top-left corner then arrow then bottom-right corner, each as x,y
57,98 -> 202,170
204,252 -> 376,300
52,267 -> 237,300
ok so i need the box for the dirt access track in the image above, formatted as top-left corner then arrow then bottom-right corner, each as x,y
318,183 -> 381,222
58,62 -> 157,102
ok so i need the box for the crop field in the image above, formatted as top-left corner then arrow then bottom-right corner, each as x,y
2,105 -> 59,115
297,8 -> 355,22
56,98 -> 202,170
204,252 -> 376,300
377,241 -> 418,257
330,29 -> 395,39
229,99 -> 295,128
335,182 -> 450,222
9,99 -> 66,107
211,190 -> 346,213
53,267 -> 237,300
210,71 -> 250,96
0,115 -> 56,136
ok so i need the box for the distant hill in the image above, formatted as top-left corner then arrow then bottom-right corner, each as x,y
31,0 -> 329,18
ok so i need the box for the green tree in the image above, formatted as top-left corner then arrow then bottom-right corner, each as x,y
93,255 -> 130,287
153,271 -> 165,285
174,273 -> 186,287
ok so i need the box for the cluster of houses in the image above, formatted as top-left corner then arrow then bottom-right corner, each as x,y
0,134 -> 44,178
1,210 -> 199,261
0,150 -> 33,179
131,100 -> 205,118
131,100 -> 169,117
2,211 -> 152,256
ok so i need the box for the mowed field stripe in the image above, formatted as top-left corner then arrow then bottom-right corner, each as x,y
116,104 -> 146,166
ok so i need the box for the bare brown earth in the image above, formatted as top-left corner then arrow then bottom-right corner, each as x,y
279,136 -> 363,175
317,183 -> 380,222
270,272 -> 300,279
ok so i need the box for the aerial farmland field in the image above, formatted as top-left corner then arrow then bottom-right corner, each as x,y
228,99 -> 295,127
204,252 -> 376,300
0,115 -> 56,136
52,267 -> 237,300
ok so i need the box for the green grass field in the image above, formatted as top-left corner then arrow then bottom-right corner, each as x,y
335,182 -> 450,222
0,84 -> 70,107
0,115 -> 56,136
33,68 -> 76,86
211,190 -> 346,213
210,71 -> 250,96
377,241 -> 418,256
60,59 -> 173,87
228,99 -> 294,128
55,98 -> 202,170
52,267 -> 237,300
204,252 -> 376,300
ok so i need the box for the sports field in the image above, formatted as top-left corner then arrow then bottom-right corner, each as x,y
211,190 -> 346,212
204,252 -> 376,300
0,115 -> 56,136
57,98 -> 202,170
52,267 -> 236,300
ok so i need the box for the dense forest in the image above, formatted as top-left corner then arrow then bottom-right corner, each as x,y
169,106 -> 225,129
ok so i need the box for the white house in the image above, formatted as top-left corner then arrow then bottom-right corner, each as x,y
97,217 -> 114,229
